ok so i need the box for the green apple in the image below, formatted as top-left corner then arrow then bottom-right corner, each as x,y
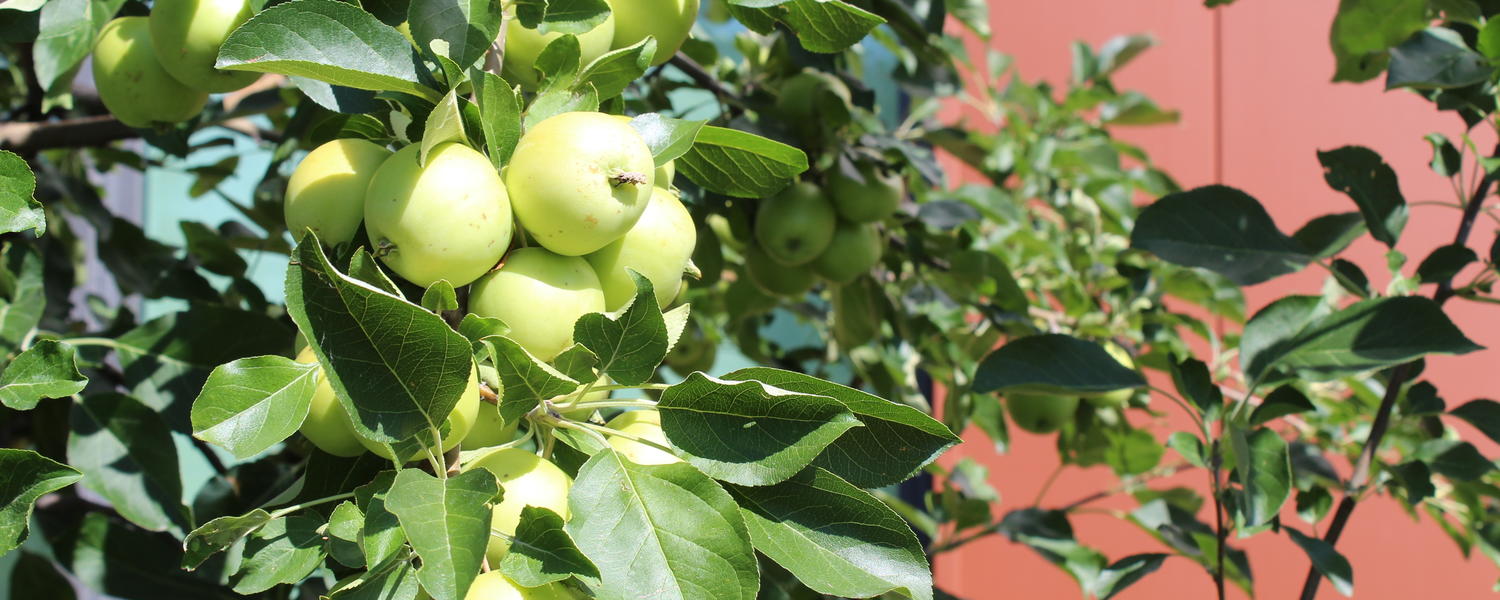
774,70 -> 850,123
294,347 -> 364,457
359,366 -> 482,461
609,115 -> 675,187
502,11 -> 616,89
744,244 -> 815,297
469,248 -> 606,361
665,323 -> 715,374
149,0 -> 259,93
461,402 -> 518,450
466,448 -> 572,564
1006,394 -> 1079,434
585,186 -> 696,310
91,17 -> 209,128
284,139 -> 391,246
828,162 -> 904,223
507,112 -> 655,256
364,143 -> 513,287
755,182 -> 836,266
461,571 -> 576,600
604,410 -> 679,465
611,0 -> 700,65
810,221 -> 882,284
1086,342 -> 1138,408
705,213 -> 743,252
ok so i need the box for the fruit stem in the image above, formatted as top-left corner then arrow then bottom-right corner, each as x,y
608,171 -> 648,187
267,491 -> 355,519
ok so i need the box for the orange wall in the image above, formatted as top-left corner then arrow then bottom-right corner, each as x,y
935,1 -> 1500,598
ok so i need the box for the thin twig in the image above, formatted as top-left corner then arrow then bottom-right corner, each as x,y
668,52 -> 749,111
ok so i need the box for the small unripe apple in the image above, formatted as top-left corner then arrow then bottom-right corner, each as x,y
828,163 -> 903,223
92,17 -> 209,128
462,571 -> 576,600
664,323 -> 715,375
810,221 -> 882,284
460,402 -> 518,450
774,70 -> 850,124
744,244 -> 815,297
466,448 -> 572,565
755,182 -> 836,266
502,14 -> 616,90
610,0 -> 700,65
1006,394 -> 1079,434
468,248 -> 607,362
149,0 -> 260,93
1085,342 -> 1138,408
506,112 -> 655,256
284,139 -> 391,246
604,410 -> 679,465
364,143 -> 512,287
585,187 -> 696,310
294,347 -> 364,457
358,366 -> 481,461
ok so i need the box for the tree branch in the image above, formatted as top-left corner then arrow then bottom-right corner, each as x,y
0,115 -> 138,154
1298,142 -> 1500,600
668,52 -> 749,111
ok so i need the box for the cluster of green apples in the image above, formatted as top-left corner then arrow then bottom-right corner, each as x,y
91,0 -> 259,128
500,0 -> 700,88
744,162 -> 903,297
1004,342 -> 1140,433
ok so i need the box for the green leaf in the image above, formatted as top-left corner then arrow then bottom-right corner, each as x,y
1317,146 -> 1407,247
722,368 -> 959,488
327,501 -> 365,567
180,221 -> 248,277
1415,243 -> 1477,284
385,469 -> 498,600
348,247 -> 402,295
421,280 -> 459,313
8,551 -> 74,600
1426,441 -> 1493,480
1424,132 -> 1463,176
407,0 -> 503,67
1229,426 -> 1291,527
1330,259 -> 1371,298
0,243 -> 45,353
657,372 -> 861,486
485,335 -> 577,425
60,513 -> 237,600
1286,527 -> 1353,596
525,83 -> 599,129
1390,461 -> 1434,503
1091,553 -> 1168,600
217,0 -> 441,102
1292,212 -> 1365,259
0,339 -> 86,410
420,91 -> 470,166
285,235 -> 473,443
233,516 -> 327,594
1244,296 -> 1481,383
190,355 -> 318,460
741,0 -> 885,53
459,314 -> 510,346
677,126 -> 809,198
0,151 -> 43,237
1104,429 -> 1164,477
1130,185 -> 1311,286
972,334 -> 1146,395
1328,0 -> 1426,82
182,509 -> 273,570
498,506 -> 600,587
32,0 -> 95,106
1249,385 -> 1315,426
112,305 -> 292,429
68,394 -> 185,533
327,557 -> 422,599
552,344 -> 599,383
527,0 -> 611,35
568,451 -> 759,600
573,270 -> 668,385
629,114 -> 706,168
1449,399 -> 1500,445
533,33 -> 582,91
1386,27 -> 1491,90
471,71 -> 522,168
579,37 -> 657,98
0,449 -> 82,555
354,471 -> 406,567
1167,432 -> 1207,468
728,467 -> 930,600
1168,357 -> 1222,419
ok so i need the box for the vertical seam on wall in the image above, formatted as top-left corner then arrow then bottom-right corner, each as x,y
1213,6 -> 1224,184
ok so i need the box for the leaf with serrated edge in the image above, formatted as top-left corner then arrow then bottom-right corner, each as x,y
567,450 -> 759,600
499,505 -> 600,587
728,467 -> 931,600
486,336 -> 578,425
573,270 -> 668,385
628,114 -> 705,167
190,356 -> 317,459
384,469 -> 497,600
233,516 -> 326,594
677,126 -> 809,198
659,372 -> 861,486
0,151 -> 44,237
0,449 -> 82,555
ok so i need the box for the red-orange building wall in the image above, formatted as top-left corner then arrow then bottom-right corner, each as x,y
935,1 -> 1500,597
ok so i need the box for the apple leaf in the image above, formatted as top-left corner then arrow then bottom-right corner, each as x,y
1229,426 -> 1290,528
354,471 -> 406,568
420,91 -> 469,166
190,356 -> 318,460
973,334 -> 1145,395
629,113 -> 706,167
1317,146 -> 1407,247
0,147 -> 44,238
407,0 -> 503,68
182,509 -> 273,570
677,126 -> 809,198
68,394 -> 186,533
573,271 -> 669,385
0,449 -> 82,555
471,70 -> 522,168
658,372 -> 861,486
1131,185 -> 1312,285
1286,527 -> 1354,596
499,506 -> 600,587
385,469 -> 497,600
0,339 -> 87,410
233,516 -> 327,594
484,335 -> 578,425
579,37 -> 657,98
0,244 -> 45,354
